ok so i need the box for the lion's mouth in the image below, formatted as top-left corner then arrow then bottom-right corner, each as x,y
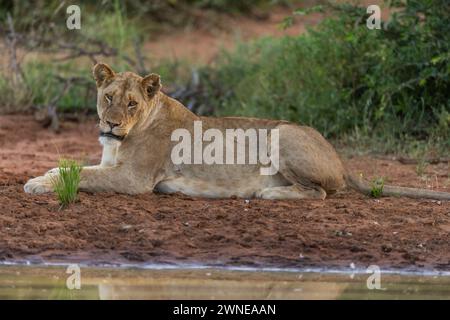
99,131 -> 125,141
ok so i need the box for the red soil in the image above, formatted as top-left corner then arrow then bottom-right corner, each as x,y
0,115 -> 449,271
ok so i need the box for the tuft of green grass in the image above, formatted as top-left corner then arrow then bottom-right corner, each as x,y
51,159 -> 82,208
370,177 -> 385,198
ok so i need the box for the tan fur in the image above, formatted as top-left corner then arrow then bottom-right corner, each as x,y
24,64 -> 450,201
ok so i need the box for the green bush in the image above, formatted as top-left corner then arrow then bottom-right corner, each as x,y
201,0 -> 450,151
0,0 -> 292,32
22,61 -> 92,112
1,0 -> 145,113
0,0 -> 297,114
0,73 -> 32,113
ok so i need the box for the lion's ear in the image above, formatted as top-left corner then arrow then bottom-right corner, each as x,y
93,63 -> 115,87
142,73 -> 162,98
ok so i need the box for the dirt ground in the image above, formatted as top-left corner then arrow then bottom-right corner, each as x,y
0,115 -> 449,271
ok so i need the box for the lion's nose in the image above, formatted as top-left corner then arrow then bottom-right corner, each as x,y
106,120 -> 121,129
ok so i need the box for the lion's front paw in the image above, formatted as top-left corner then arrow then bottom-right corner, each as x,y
45,167 -> 59,175
24,175 -> 54,194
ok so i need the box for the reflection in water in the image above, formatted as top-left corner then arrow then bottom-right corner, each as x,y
0,265 -> 449,299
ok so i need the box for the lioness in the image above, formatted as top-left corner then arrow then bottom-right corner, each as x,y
24,63 -> 450,200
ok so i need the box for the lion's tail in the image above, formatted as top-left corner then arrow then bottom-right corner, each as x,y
344,172 -> 450,201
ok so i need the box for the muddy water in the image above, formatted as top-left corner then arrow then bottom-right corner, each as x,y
0,265 -> 449,299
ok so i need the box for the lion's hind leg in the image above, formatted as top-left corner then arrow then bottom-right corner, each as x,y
256,184 -> 326,200
274,124 -> 346,196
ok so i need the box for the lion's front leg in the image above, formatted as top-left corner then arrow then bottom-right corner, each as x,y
24,173 -> 56,194
79,166 -> 152,194
25,166 -> 152,195
42,140 -> 119,178
24,165 -> 100,194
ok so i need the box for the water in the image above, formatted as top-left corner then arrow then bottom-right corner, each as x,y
0,264 -> 449,299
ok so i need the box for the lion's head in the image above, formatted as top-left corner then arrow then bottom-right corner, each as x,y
92,63 -> 161,143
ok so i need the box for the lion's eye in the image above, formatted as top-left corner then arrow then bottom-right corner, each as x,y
105,94 -> 112,104
128,101 -> 137,109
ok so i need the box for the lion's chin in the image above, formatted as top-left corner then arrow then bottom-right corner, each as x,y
99,134 -> 124,147
99,131 -> 125,141
99,136 -> 122,147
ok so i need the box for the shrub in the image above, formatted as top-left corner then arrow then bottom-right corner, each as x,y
0,73 -> 32,113
200,0 -> 450,152
21,61 -> 93,112
0,0 -> 146,114
0,0 -> 291,32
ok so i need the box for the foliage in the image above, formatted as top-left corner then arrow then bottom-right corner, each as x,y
0,0 -> 147,113
0,73 -> 32,113
0,0 -> 291,32
0,0 -> 281,114
199,0 -> 450,152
